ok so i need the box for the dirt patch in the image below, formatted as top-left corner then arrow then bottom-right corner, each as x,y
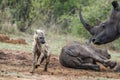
0,34 -> 9,42
5,38 -> 27,45
0,49 -> 120,80
0,34 -> 27,45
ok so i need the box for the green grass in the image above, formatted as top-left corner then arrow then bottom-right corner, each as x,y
0,33 -> 86,55
109,51 -> 120,61
0,34 -> 33,52
0,42 -> 32,52
46,34 -> 86,55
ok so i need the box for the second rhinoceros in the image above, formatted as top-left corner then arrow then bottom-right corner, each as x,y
59,41 -> 116,71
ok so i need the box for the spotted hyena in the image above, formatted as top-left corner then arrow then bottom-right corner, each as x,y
30,29 -> 50,73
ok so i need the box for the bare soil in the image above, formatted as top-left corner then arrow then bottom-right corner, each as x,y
0,49 -> 120,80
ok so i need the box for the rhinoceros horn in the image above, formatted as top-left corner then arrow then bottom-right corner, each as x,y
79,9 -> 94,35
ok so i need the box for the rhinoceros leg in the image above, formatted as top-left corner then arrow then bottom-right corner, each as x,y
88,54 -> 116,68
71,59 -> 100,71
79,63 -> 100,71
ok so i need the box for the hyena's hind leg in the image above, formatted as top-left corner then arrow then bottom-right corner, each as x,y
44,55 -> 50,71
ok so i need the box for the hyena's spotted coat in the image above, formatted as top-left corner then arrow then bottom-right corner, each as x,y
30,30 -> 50,73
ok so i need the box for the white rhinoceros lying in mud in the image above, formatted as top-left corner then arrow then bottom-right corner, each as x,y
59,41 -> 120,72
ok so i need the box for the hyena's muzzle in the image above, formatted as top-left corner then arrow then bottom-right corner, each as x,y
38,36 -> 45,44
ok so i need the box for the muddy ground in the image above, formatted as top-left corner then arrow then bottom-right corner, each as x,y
0,49 -> 120,80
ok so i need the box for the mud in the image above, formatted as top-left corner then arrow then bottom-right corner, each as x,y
0,49 -> 120,80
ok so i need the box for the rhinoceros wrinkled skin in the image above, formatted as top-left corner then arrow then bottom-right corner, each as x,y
59,41 -> 117,71
79,1 -> 120,45
113,64 -> 120,72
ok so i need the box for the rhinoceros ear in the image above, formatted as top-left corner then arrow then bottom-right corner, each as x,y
112,1 -> 119,10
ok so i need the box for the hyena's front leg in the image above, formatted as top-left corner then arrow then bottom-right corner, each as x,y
35,53 -> 44,68
44,55 -> 50,71
40,55 -> 45,65
35,53 -> 40,68
30,51 -> 37,73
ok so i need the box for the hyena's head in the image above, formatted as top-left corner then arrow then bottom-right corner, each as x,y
34,29 -> 46,44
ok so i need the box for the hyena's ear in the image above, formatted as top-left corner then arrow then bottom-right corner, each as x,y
42,29 -> 45,35
34,30 -> 38,34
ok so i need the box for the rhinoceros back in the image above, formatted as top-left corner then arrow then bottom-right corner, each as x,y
59,42 -> 82,68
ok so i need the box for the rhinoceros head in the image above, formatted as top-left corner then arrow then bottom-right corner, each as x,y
79,1 -> 120,45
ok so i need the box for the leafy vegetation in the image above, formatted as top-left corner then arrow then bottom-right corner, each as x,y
0,0 -> 113,34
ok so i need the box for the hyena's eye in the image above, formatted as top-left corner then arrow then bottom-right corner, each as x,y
39,37 -> 44,39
